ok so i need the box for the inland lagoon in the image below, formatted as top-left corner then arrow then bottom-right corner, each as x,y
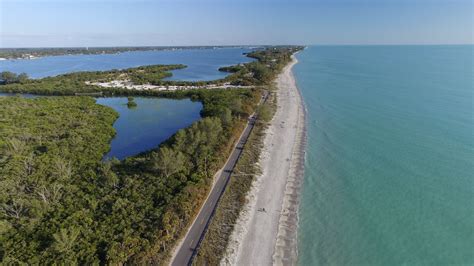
0,92 -> 202,160
97,97 -> 202,160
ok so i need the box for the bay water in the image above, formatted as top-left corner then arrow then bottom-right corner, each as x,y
0,47 -> 254,81
0,48 -> 249,160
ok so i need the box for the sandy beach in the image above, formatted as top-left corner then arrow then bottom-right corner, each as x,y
221,55 -> 306,265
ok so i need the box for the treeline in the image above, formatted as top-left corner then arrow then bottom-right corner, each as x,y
0,46 -> 303,96
194,92 -> 277,265
0,71 -> 29,85
127,65 -> 186,85
220,46 -> 303,86
0,88 -> 261,264
0,46 -> 245,60
0,64 -> 186,95
0,47 -> 167,59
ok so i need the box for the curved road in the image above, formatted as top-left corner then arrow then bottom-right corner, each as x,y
171,92 -> 268,266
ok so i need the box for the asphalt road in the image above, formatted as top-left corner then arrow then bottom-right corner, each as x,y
171,92 -> 268,266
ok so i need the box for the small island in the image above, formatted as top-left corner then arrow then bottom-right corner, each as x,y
126,97 -> 138,108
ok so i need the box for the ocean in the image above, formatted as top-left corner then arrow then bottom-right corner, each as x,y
295,45 -> 473,265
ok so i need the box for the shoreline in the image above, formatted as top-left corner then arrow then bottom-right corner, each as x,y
0,46 -> 259,61
221,54 -> 306,265
273,57 -> 307,264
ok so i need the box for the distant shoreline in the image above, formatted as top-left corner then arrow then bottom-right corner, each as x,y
0,45 -> 261,60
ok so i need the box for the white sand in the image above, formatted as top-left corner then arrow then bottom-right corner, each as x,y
86,80 -> 251,91
221,55 -> 306,266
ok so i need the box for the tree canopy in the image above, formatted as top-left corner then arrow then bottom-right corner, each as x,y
0,71 -> 28,85
0,87 -> 260,264
0,46 -> 302,264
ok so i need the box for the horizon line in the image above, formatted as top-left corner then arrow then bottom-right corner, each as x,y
1,43 -> 473,49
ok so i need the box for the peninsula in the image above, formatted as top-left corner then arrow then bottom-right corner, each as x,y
0,46 -> 304,264
191,53 -> 305,265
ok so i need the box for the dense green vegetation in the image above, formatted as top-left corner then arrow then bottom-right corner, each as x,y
221,47 -> 301,85
0,88 -> 261,264
126,97 -> 137,108
0,96 -> 118,263
0,71 -> 29,85
127,65 -> 186,85
0,46 -> 302,264
194,88 -> 278,265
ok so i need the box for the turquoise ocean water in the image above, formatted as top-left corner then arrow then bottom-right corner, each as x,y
295,46 -> 473,265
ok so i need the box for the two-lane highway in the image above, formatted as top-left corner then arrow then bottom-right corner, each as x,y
171,92 -> 268,266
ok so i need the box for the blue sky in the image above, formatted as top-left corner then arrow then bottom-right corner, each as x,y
0,0 -> 472,47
